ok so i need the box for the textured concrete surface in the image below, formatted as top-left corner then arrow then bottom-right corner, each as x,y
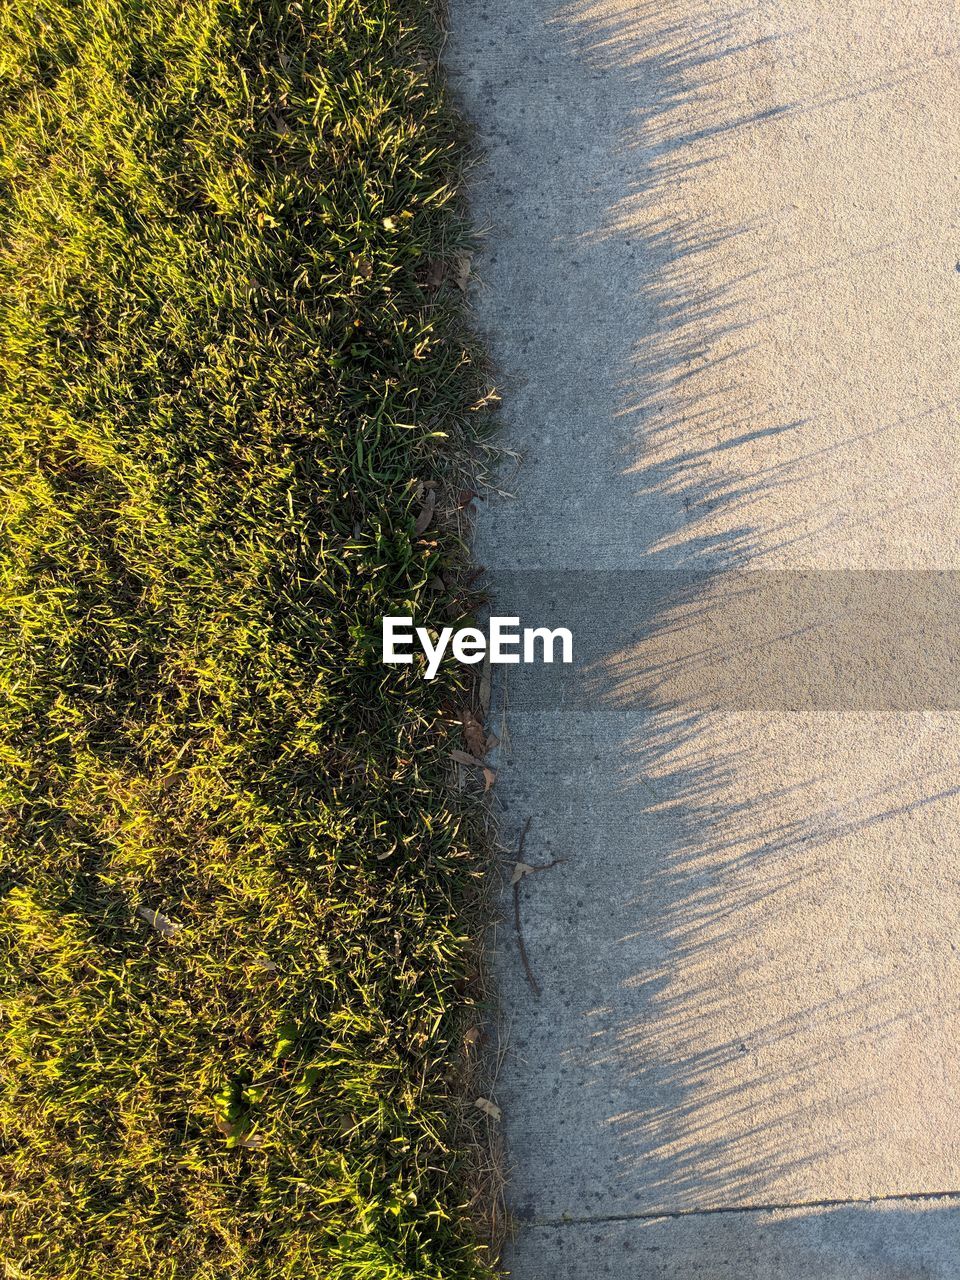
445,0 -> 960,1274
513,1198 -> 960,1279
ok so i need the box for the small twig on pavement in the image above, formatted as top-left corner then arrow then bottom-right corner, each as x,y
516,816 -> 531,860
511,818 -> 566,998
513,878 -> 540,997
512,819 -> 539,996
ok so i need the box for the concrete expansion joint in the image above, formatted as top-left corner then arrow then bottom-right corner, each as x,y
534,1189 -> 960,1227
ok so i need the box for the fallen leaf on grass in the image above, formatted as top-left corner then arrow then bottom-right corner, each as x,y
414,487 -> 436,535
454,251 -> 472,291
424,259 -> 445,289
137,906 -> 181,937
450,750 -> 495,790
463,1026 -> 481,1048
474,1096 -> 501,1121
460,707 -> 487,758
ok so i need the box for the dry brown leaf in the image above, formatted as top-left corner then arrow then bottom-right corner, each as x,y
460,707 -> 487,758
137,906 -> 181,937
450,748 -> 482,768
463,1026 -> 481,1048
424,259 -> 445,290
510,861 -> 537,885
413,487 -> 436,535
474,1096 -> 501,1121
454,251 -> 472,291
253,957 -> 279,984
482,766 -> 496,792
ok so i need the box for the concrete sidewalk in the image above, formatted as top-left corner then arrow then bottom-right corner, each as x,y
446,0 -> 960,1274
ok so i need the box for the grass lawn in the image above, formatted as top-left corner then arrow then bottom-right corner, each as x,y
0,1 -> 498,1275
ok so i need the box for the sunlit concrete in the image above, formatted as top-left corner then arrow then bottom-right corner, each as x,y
445,0 -> 960,1273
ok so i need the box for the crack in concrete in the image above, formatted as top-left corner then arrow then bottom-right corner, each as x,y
534,1189 -> 960,1227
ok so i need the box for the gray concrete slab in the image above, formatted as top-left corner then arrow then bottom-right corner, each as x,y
511,1196 -> 960,1279
445,0 -> 960,1272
